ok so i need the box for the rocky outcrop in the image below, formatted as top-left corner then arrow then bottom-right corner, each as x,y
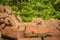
0,5 -> 60,40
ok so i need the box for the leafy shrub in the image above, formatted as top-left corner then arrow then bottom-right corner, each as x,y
0,0 -> 60,22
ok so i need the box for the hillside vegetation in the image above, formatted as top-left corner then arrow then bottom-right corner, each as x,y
0,0 -> 60,22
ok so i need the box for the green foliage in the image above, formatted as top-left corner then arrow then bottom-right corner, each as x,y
55,11 -> 60,19
21,16 -> 32,22
12,6 -> 18,12
0,0 -> 60,22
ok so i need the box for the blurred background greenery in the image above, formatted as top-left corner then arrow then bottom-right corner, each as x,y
0,0 -> 60,22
